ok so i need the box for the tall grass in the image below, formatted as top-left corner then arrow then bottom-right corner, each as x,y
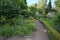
0,17 -> 35,37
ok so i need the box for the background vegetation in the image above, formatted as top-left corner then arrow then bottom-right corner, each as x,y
0,0 -> 35,37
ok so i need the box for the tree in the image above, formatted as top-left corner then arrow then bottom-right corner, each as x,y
48,0 -> 52,11
0,0 -> 27,24
29,5 -> 37,17
56,0 -> 60,12
45,0 -> 52,14
55,0 -> 60,23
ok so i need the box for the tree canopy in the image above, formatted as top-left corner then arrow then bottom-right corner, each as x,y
0,0 -> 27,24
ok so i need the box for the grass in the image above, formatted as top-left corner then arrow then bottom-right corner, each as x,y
40,18 -> 60,40
0,17 -> 35,37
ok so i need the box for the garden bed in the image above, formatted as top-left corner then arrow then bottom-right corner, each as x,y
0,17 -> 35,37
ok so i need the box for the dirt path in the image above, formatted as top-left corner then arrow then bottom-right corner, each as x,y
32,19 -> 50,40
0,19 -> 50,40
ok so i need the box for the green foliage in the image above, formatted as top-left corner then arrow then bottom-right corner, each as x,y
47,0 -> 52,11
54,13 -> 60,23
41,18 -> 60,32
55,0 -> 60,23
41,0 -> 60,33
40,18 -> 60,40
48,30 -> 58,40
0,0 -> 27,24
20,10 -> 33,18
0,0 -> 36,37
0,18 -> 35,37
45,0 -> 52,14
56,0 -> 60,11
29,6 -> 37,17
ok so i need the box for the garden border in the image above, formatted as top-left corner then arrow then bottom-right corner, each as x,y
39,18 -> 60,40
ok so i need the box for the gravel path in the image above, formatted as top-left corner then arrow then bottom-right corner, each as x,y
0,19 -> 50,40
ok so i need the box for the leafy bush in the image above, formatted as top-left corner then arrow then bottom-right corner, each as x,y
0,0 -> 27,25
20,10 -> 33,18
